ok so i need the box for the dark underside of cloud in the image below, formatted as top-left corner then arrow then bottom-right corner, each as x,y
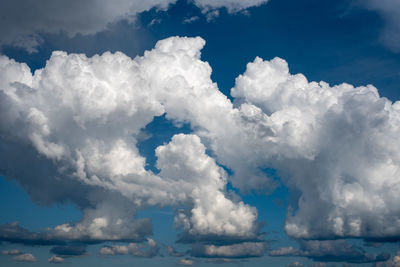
50,245 -> 87,257
0,222 -> 151,245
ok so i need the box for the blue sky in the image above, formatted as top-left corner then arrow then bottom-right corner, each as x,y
1,0 -> 400,266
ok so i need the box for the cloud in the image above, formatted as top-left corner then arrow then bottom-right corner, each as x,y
0,0 -> 176,52
2,34 -> 400,254
48,256 -> 64,263
191,242 -> 267,258
50,245 -> 87,257
0,0 -> 270,52
158,134 -> 259,242
358,0 -> 400,52
269,240 -> 389,264
225,56 -> 400,241
127,238 -> 159,258
98,247 -> 115,256
0,213 -> 152,244
13,253 -> 37,262
269,246 -> 300,257
98,238 -> 159,258
0,249 -> 22,255
0,36 -> 259,247
99,245 -> 129,256
204,258 -> 238,264
0,222 -> 65,245
178,258 -> 195,266
193,0 -> 268,13
310,263 -> 327,267
167,246 -> 186,257
183,16 -> 200,24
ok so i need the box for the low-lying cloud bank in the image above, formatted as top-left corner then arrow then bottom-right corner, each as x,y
98,238 -> 158,258
1,35 -> 400,258
270,240 -> 389,263
13,253 -> 37,262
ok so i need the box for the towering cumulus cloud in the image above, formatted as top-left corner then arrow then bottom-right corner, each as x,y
0,36 -> 258,250
229,57 -> 400,240
1,35 -> 400,255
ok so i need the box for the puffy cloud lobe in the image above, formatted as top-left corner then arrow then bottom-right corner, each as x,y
227,56 -> 400,240
127,238 -> 159,257
48,197 -> 153,243
0,36 -> 258,245
48,256 -> 64,263
269,240 -> 389,264
13,253 -> 37,262
191,242 -> 267,258
157,134 -> 258,241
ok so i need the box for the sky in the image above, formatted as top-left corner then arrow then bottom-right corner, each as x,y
1,0 -> 400,266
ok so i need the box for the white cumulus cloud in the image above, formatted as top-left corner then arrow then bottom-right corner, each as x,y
0,36 -> 258,247
225,56 -> 400,240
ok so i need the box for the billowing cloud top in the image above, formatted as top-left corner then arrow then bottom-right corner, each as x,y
230,56 -> 400,240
